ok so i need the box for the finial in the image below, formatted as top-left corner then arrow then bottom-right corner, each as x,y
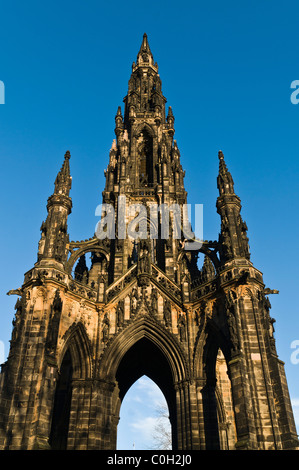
218,150 -> 229,175
136,32 -> 154,67
167,106 -> 174,123
53,151 -> 72,196
217,150 -> 235,195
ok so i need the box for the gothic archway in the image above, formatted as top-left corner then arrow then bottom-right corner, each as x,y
201,322 -> 237,450
98,316 -> 190,449
117,375 -> 171,450
115,339 -> 177,449
49,323 -> 93,450
49,349 -> 73,450
59,322 -> 92,380
66,243 -> 110,276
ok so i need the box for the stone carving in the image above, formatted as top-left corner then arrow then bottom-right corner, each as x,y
225,289 -> 240,353
151,287 -> 158,315
0,35 -> 297,452
116,299 -> 125,328
177,314 -> 186,342
130,287 -> 139,314
11,298 -> 23,343
45,289 -> 63,357
259,290 -> 277,354
138,239 -> 151,274
194,301 -> 207,336
102,313 -> 110,343
163,298 -> 172,327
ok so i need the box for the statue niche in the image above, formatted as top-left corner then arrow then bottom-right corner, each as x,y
137,129 -> 153,186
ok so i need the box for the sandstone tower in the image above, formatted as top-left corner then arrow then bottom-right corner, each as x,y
0,34 -> 298,450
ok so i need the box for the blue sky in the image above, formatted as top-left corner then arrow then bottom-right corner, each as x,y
117,376 -> 171,450
0,0 -> 298,447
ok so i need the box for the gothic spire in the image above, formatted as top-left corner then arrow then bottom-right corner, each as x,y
54,150 -> 72,196
37,151 -> 72,265
217,150 -> 235,196
123,33 -> 164,126
135,33 -> 157,69
216,151 -> 250,263
100,34 -> 187,280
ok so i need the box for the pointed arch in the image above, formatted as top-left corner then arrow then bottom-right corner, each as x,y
198,319 -> 237,449
98,316 -> 188,450
49,349 -> 73,449
50,322 -> 93,450
193,315 -> 231,380
59,322 -> 93,380
133,122 -> 155,138
202,319 -> 232,379
66,245 -> 110,276
132,123 -> 156,186
99,316 -> 189,385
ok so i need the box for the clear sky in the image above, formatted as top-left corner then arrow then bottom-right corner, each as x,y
0,0 -> 298,448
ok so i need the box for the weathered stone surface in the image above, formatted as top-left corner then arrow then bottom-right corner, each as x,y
0,34 -> 297,451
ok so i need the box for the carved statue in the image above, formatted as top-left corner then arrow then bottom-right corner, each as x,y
138,239 -> 151,274
151,288 -> 158,315
11,298 -> 22,343
130,287 -> 138,314
102,313 -> 110,342
163,298 -> 172,327
225,290 -> 240,353
116,300 -> 125,328
177,314 -> 186,342
45,289 -> 63,356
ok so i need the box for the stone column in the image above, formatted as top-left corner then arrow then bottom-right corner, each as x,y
195,378 -> 207,449
67,379 -> 93,450
174,380 -> 194,449
227,354 -> 258,449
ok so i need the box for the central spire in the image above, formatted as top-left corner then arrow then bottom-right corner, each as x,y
122,34 -> 164,126
134,33 -> 157,70
101,34 -> 187,279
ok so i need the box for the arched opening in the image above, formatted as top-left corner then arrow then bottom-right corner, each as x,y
117,375 -> 171,450
72,251 -> 108,288
215,350 -> 237,449
114,337 -> 178,449
202,328 -> 237,450
68,250 -> 110,301
49,349 -> 73,450
137,129 -> 154,186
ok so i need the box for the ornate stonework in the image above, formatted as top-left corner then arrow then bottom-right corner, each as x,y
0,34 -> 298,450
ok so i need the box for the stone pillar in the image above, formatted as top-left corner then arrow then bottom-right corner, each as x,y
195,378 -> 207,449
238,294 -> 285,449
174,380 -> 194,450
67,379 -> 93,450
201,378 -> 220,449
0,287 -> 51,450
188,381 -> 201,449
33,362 -> 58,449
228,354 -> 258,449
78,379 -> 118,450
